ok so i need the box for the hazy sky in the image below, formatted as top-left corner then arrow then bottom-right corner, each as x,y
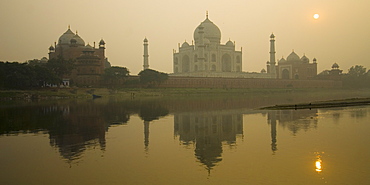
1,0 -> 369,74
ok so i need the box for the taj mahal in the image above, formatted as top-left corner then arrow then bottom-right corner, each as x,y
164,13 -> 317,79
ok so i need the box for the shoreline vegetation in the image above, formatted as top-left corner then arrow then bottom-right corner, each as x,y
1,88 -> 370,110
0,87 -> 345,99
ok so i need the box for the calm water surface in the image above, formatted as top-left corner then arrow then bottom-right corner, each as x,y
1,94 -> 369,185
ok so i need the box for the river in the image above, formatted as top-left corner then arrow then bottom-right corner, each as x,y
1,92 -> 369,184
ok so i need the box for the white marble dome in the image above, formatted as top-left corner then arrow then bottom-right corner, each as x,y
181,41 -> 190,47
226,40 -> 234,46
193,17 -> 221,44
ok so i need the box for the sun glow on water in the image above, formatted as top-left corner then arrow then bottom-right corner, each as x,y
315,152 -> 323,173
315,159 -> 322,172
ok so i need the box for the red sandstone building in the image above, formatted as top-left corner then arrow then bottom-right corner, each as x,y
48,26 -> 109,86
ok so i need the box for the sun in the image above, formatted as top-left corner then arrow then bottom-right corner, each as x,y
313,14 -> 320,20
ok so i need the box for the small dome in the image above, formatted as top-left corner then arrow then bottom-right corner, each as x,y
143,38 -> 148,42
194,16 -> 221,44
313,58 -> 317,63
270,33 -> 275,38
261,69 -> 266,73
287,51 -> 300,62
83,44 -> 94,51
72,34 -> 85,46
278,57 -> 286,63
332,63 -> 339,69
49,45 -> 55,50
181,41 -> 190,47
58,28 -> 75,45
266,61 -> 270,65
99,39 -> 106,45
226,40 -> 234,46
301,55 -> 309,63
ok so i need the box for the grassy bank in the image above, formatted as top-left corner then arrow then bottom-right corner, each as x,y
1,87 -> 369,101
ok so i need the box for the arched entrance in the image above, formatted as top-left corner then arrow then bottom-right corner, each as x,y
182,55 -> 190,72
282,69 -> 290,79
222,54 -> 232,72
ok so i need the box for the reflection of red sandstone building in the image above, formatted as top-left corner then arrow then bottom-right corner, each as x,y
48,26 -> 110,86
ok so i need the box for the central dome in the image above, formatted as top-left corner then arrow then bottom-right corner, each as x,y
287,51 -> 301,62
58,27 -> 85,46
58,28 -> 75,45
193,17 -> 221,44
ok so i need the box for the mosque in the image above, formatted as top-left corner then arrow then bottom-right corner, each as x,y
48,26 -> 110,86
169,13 -> 318,80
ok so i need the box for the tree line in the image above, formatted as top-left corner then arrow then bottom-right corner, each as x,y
341,65 -> 370,88
0,57 -> 72,89
1,57 -> 368,89
0,57 -> 168,89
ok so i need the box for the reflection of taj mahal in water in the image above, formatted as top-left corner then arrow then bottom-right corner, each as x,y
174,111 -> 243,172
171,109 -> 319,171
266,109 -> 318,153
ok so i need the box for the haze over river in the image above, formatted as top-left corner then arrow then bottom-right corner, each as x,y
1,91 -> 369,185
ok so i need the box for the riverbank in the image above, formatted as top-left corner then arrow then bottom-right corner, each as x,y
1,87 -> 369,101
260,97 -> 370,110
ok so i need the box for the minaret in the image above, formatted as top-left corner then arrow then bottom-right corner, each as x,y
143,38 -> 149,70
269,33 -> 276,76
197,24 -> 205,71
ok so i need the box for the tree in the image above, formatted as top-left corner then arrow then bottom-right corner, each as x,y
102,66 -> 130,87
342,65 -> 369,88
138,69 -> 168,87
348,65 -> 367,77
33,65 -> 60,86
45,56 -> 75,79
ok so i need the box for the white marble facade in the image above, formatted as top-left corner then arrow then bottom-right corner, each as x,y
173,14 -> 242,76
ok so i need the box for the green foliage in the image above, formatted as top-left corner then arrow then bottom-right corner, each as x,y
45,56 -> 75,79
0,60 -> 60,89
103,66 -> 129,79
342,65 -> 370,88
138,69 -> 168,87
34,65 -> 60,85
347,65 -> 367,77
102,66 -> 130,87
1,62 -> 38,89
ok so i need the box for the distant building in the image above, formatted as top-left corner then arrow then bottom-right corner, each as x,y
266,33 -> 318,80
172,13 -> 252,78
48,26 -> 110,86
272,51 -> 317,80
172,13 -> 318,79
316,63 -> 343,81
